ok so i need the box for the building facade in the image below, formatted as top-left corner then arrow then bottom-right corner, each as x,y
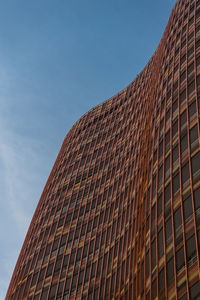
6,0 -> 200,299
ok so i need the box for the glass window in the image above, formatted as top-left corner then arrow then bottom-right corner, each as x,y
159,140 -> 163,159
176,247 -> 185,273
172,99 -> 178,116
194,187 -> 200,212
159,268 -> 165,292
180,89 -> 186,106
190,281 -> 200,300
174,207 -> 182,234
146,251 -> 149,278
189,101 -> 197,121
158,165 -> 163,189
188,80 -> 195,97
190,124 -> 199,151
165,131 -> 170,153
165,155 -> 170,179
173,172 -> 180,196
152,279 -> 157,300
186,234 -> 197,265
167,258 -> 174,286
180,110 -> 187,130
158,193 -> 163,217
172,120 -> 178,138
180,70 -> 186,84
191,151 -> 200,181
158,228 -> 164,259
151,240 -> 156,270
173,145 -> 179,166
165,183 -> 171,205
166,109 -> 171,125
182,162 -> 190,187
181,133 -> 188,156
183,195 -> 193,223
165,217 -> 172,246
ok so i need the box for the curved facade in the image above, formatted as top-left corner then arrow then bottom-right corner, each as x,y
6,0 -> 200,299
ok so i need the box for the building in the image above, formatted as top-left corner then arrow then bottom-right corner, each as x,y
6,0 -> 200,299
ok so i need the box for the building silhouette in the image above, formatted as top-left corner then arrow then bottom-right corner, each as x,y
6,0 -> 200,299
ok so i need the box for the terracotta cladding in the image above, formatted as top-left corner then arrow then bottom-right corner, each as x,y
6,0 -> 200,299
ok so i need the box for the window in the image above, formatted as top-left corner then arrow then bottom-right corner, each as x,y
158,165 -> 163,189
165,217 -> 172,246
190,125 -> 199,151
172,99 -> 178,116
167,258 -> 174,286
159,140 -> 163,159
194,187 -> 200,212
165,183 -> 171,206
146,250 -> 150,279
189,101 -> 197,121
158,193 -> 163,217
152,279 -> 157,300
49,284 -> 57,300
173,172 -> 180,196
165,155 -> 170,179
188,80 -> 195,97
165,131 -> 170,153
180,110 -> 187,131
158,228 -> 164,259
181,133 -> 188,156
191,151 -> 200,182
173,145 -> 179,166
182,162 -> 190,187
186,234 -> 197,266
188,62 -> 194,81
172,119 -> 178,138
174,207 -> 182,233
183,195 -> 193,223
176,247 -> 185,273
189,281 -> 200,300
180,89 -> 186,106
151,240 -> 157,270
180,70 -> 186,84
159,268 -> 165,292
166,109 -> 171,125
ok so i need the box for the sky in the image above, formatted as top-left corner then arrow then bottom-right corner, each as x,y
0,0 -> 177,298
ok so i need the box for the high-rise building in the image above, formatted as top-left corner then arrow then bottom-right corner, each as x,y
6,0 -> 200,299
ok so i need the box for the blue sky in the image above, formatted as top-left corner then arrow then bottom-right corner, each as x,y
0,0 -> 176,298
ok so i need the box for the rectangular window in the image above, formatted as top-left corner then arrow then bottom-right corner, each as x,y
180,89 -> 186,106
194,187 -> 200,212
165,155 -> 170,179
183,195 -> 193,223
173,172 -> 180,197
190,281 -> 200,300
186,234 -> 197,266
158,193 -> 163,218
158,228 -> 164,259
181,133 -> 188,157
188,80 -> 195,97
189,101 -> 197,121
190,124 -> 199,151
151,240 -> 157,270
172,120 -> 178,139
176,247 -> 185,273
167,258 -> 174,286
191,151 -> 200,183
166,217 -> 173,246
173,145 -> 179,167
182,162 -> 190,187
165,183 -> 171,206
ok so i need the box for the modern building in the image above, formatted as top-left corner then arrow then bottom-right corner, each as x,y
6,0 -> 200,299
